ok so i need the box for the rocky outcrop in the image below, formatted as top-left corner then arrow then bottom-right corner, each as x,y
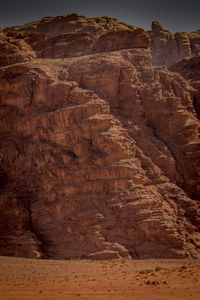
0,14 -> 200,260
1,16 -> 150,63
0,30 -> 36,67
170,54 -> 200,118
34,28 -> 150,59
3,14 -> 137,36
149,21 -> 200,67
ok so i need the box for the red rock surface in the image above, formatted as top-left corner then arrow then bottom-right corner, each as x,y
0,14 -> 200,260
0,30 -> 36,67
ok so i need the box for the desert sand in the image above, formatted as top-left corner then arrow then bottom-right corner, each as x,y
0,256 -> 200,300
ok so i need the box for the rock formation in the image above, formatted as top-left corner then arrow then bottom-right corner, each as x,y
170,54 -> 200,118
0,14 -> 200,260
149,21 -> 200,67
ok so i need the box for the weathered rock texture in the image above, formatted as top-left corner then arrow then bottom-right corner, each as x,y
0,14 -> 200,260
170,54 -> 200,118
149,21 -> 200,67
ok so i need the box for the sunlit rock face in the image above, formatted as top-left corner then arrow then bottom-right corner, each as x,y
0,14 -> 200,260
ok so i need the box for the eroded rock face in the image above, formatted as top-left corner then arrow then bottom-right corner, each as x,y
0,31 -> 36,67
170,54 -> 200,118
2,16 -> 150,63
0,14 -> 200,260
149,21 -> 200,67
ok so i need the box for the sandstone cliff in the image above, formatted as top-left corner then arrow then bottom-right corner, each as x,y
170,54 -> 200,118
149,21 -> 200,67
0,14 -> 200,260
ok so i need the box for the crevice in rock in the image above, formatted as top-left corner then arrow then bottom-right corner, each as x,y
129,247 -> 139,259
21,190 -> 45,257
41,139 -> 78,160
193,94 -> 200,120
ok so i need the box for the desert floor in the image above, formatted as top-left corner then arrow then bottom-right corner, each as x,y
0,256 -> 200,300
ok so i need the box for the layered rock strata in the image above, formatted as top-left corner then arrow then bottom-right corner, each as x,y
0,14 -> 200,259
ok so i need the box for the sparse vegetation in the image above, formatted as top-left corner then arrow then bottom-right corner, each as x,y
139,269 -> 154,275
179,265 -> 187,271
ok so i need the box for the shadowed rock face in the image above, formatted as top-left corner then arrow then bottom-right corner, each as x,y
0,14 -> 200,260
170,54 -> 200,118
149,21 -> 200,67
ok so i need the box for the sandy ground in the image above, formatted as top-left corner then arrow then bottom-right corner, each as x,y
0,256 -> 200,300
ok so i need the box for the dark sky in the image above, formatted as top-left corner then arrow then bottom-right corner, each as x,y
0,0 -> 199,33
